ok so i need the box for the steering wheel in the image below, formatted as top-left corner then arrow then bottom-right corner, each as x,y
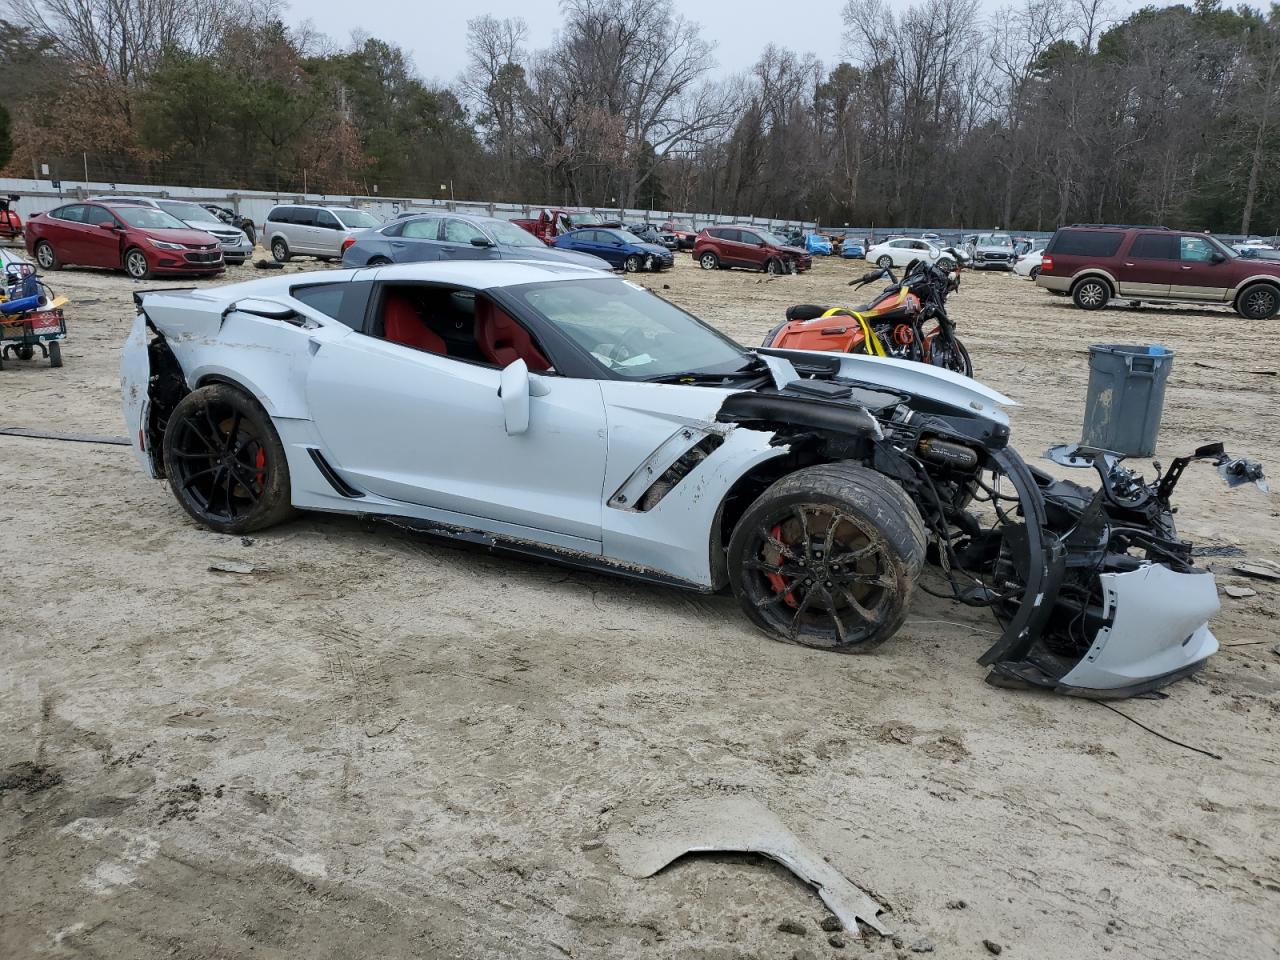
607,326 -> 653,364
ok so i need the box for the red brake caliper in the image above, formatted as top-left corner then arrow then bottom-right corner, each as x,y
764,523 -> 798,607
253,447 -> 266,488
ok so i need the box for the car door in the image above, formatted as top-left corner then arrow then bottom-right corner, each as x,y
585,231 -> 624,266
1174,235 -> 1231,301
388,217 -> 445,262
283,207 -> 316,254
79,204 -> 126,267
303,285 -> 609,547
440,218 -> 501,262
737,230 -> 768,268
1116,232 -> 1177,298
313,209 -> 345,256
39,205 -> 88,263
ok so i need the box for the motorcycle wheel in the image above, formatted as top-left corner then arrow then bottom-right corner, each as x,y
929,337 -> 972,377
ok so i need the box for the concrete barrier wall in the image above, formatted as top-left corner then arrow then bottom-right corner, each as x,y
0,178 -> 817,235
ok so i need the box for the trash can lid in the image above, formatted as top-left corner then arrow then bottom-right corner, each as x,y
1089,343 -> 1174,357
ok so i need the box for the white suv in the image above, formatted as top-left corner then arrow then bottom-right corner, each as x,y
93,196 -> 255,264
263,205 -> 382,262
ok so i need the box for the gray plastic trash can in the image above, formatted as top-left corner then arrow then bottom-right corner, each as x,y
1081,344 -> 1174,457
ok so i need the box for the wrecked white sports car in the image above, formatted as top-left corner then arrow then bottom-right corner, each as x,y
121,262 -> 1262,697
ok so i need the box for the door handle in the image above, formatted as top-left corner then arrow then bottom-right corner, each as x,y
1181,265 -> 1192,270
1123,262 -> 1135,267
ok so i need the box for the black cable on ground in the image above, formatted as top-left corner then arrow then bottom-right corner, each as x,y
0,427 -> 130,446
1090,699 -> 1223,760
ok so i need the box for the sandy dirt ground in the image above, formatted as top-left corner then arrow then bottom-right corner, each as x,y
1,249 -> 1277,960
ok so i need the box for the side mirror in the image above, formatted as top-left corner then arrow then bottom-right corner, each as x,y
232,297 -> 298,321
99,221 -> 118,230
1210,252 -> 1226,264
499,359 -> 531,435
470,236 -> 495,247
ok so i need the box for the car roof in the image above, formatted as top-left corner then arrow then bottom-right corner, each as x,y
91,196 -> 155,205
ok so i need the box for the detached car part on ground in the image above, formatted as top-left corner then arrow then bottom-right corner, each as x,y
121,262 -> 1264,699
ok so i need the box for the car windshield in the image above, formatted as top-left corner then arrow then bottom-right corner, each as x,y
488,220 -> 543,247
336,210 -> 380,229
978,233 -> 1014,247
611,229 -> 645,244
756,230 -> 789,246
503,277 -> 749,380
159,201 -> 221,224
112,206 -> 189,230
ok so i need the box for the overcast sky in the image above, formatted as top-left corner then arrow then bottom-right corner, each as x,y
288,0 -> 1157,86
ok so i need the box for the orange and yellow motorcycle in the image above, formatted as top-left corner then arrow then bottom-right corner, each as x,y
762,259 -> 972,376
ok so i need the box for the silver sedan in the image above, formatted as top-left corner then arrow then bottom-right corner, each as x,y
341,212 -> 614,272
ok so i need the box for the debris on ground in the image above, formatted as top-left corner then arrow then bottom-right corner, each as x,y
984,940 -> 1003,955
911,938 -> 935,952
820,916 -> 843,932
610,795 -> 889,937
208,561 -> 257,575
0,760 -> 62,795
1234,562 -> 1280,581
777,920 -> 807,935
946,900 -> 967,910
829,933 -> 847,948
1192,544 -> 1247,558
1224,585 -> 1258,599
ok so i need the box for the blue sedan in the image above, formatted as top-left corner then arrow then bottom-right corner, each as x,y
553,228 -> 675,272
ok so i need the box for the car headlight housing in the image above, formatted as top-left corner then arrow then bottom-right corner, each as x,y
148,238 -> 185,251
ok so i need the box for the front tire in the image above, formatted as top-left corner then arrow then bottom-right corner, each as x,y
124,247 -> 151,280
48,341 -> 63,368
1237,282 -> 1279,320
162,383 -> 297,534
623,254 -> 642,273
877,255 -> 893,269
35,241 -> 60,270
271,237 -> 291,263
699,252 -> 720,270
1072,277 -> 1110,310
727,463 -> 926,652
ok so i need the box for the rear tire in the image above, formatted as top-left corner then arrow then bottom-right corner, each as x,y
1072,277 -> 1110,310
34,241 -> 60,271
48,341 -> 63,368
727,462 -> 926,653
1237,282 -> 1279,320
877,255 -> 893,269
271,237 -> 291,263
1028,266 -> 1040,280
699,251 -> 719,270
162,383 -> 297,535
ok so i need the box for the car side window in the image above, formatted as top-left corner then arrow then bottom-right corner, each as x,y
292,208 -> 316,227
291,282 -> 347,320
55,204 -> 86,223
83,205 -> 117,226
1131,234 -> 1178,259
267,207 -> 287,223
402,218 -> 440,240
581,230 -> 603,243
740,231 -> 761,245
442,219 -> 486,244
316,210 -> 340,230
381,220 -> 405,238
1180,236 -> 1216,262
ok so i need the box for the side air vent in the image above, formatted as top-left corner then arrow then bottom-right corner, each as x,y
307,448 -> 364,498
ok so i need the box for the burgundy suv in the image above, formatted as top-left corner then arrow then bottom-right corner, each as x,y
693,225 -> 812,275
1036,224 -> 1280,319
25,201 -> 225,280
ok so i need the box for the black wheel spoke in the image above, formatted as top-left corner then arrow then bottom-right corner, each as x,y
745,557 -> 783,575
788,587 -> 819,639
791,506 -> 811,557
824,585 -> 852,644
842,587 -> 881,625
223,411 -> 242,452
180,464 -> 221,489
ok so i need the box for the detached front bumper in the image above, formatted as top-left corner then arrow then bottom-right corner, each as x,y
976,447 -> 1222,698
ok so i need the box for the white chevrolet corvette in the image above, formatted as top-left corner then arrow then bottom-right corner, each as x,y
121,261 -> 1262,697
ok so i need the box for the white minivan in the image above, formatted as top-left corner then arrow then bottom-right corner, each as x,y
262,204 -> 381,262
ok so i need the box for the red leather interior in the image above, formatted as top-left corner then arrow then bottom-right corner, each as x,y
384,292 -> 446,354
475,298 -> 551,371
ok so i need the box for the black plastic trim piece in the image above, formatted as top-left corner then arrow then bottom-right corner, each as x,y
307,448 -> 364,498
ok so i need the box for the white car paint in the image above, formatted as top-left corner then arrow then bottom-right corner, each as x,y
120,260 -> 1015,589
865,238 -> 943,268
1014,249 -> 1043,278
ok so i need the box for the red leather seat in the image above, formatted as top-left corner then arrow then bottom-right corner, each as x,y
475,298 -> 551,371
384,292 -> 446,354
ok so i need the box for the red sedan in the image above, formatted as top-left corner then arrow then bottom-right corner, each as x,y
25,200 -> 225,280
